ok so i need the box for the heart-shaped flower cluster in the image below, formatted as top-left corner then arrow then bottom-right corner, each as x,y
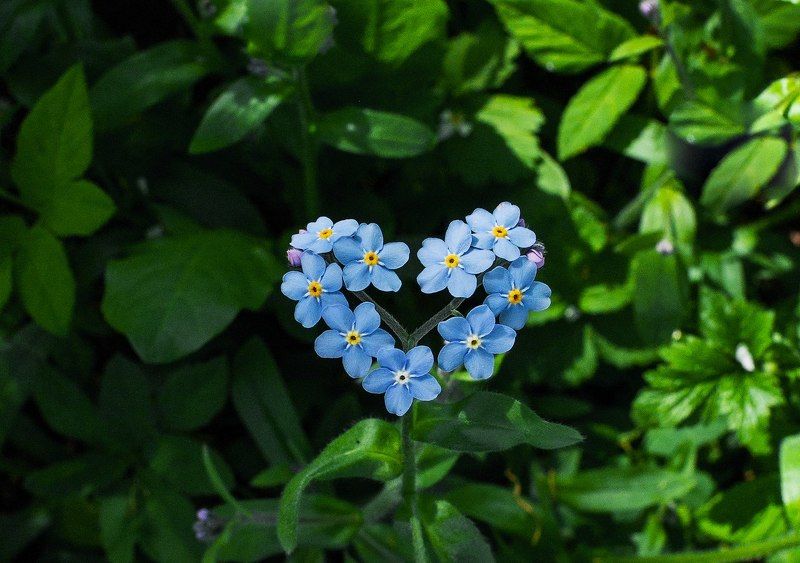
280,203 -> 552,416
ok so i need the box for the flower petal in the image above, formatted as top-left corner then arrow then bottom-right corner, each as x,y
321,262 -> 343,291
333,237 -> 363,264
321,304 -> 354,332
371,266 -> 402,292
493,237 -> 521,261
343,346 -> 373,378
447,267 -> 477,298
290,231 -> 317,250
459,249 -> 494,275
361,329 -> 395,357
437,316 -> 470,342
472,231 -> 495,249
484,293 -> 509,316
307,216 -> 333,232
353,302 -> 380,334
523,282 -> 552,311
384,384 -> 413,416
408,374 -> 441,401
301,252 -> 326,280
294,296 -> 322,328
493,202 -> 520,228
466,304 -> 496,337
281,271 -> 308,300
464,347 -> 495,380
378,347 -> 406,371
417,264 -> 449,294
320,291 -> 348,309
332,218 -> 359,238
466,208 -> 494,232
445,220 -> 471,255
481,324 -> 516,354
507,226 -> 536,248
406,345 -> 434,375
418,238 -> 448,266
307,237 -> 333,254
314,330 -> 346,358
437,342 -> 467,371
498,304 -> 528,330
482,266 -> 512,294
362,368 -> 395,393
508,257 -> 536,289
343,262 -> 371,291
380,242 -> 410,270
358,223 -> 384,251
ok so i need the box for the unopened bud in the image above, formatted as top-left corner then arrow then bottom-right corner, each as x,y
287,247 -> 303,267
526,242 -> 545,268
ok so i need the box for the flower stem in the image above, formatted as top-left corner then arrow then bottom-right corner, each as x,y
351,290 -> 409,343
294,68 -> 320,218
402,410 -> 428,562
407,297 -> 465,347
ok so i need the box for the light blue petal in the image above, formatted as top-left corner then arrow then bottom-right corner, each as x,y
371,266 -> 401,292
406,346 -> 434,376
472,232 -> 495,249
307,216 -> 333,232
358,223 -> 383,251
464,348 -> 495,380
361,329 -> 395,357
437,317 -> 470,342
281,271 -> 308,300
508,257 -> 536,289
459,249 -> 495,274
466,208 -> 494,232
294,296 -> 322,328
507,226 -> 536,248
333,237 -> 363,264
301,252 -> 326,279
466,304 -> 496,337
493,238 -> 520,261
320,291 -> 348,309
378,347 -> 406,371
523,282 -> 552,311
482,266 -> 512,294
499,304 -> 528,330
481,324 -> 516,354
321,304 -> 354,332
311,237 -> 336,253
353,302 -> 380,334
343,346 -> 372,378
321,262 -> 343,291
290,231 -> 316,250
379,242 -> 410,269
445,220 -> 471,255
438,342 -> 467,371
408,374 -> 441,401
418,238 -> 448,266
384,384 -> 413,416
447,268 -> 476,298
484,293 -> 510,316
332,219 -> 359,238
362,368 -> 395,394
417,264 -> 449,294
343,262 -> 371,291
493,202 -> 520,228
314,330 -> 346,358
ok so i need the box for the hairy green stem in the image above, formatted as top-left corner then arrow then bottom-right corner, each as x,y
351,291 -> 409,343
402,411 -> 427,562
295,68 -> 320,217
407,297 -> 465,348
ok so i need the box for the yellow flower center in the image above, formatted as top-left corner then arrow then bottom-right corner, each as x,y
345,330 -> 361,346
318,228 -> 333,239
363,251 -> 380,266
444,253 -> 460,268
507,289 -> 523,305
466,335 -> 482,350
492,225 -> 508,239
307,281 -> 322,297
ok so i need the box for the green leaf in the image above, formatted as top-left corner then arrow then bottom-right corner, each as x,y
148,435 -> 235,496
11,65 -> 91,201
0,251 -> 12,313
700,136 -> 788,212
37,180 -> 116,237
158,357 -> 229,431
245,0 -> 334,63
780,434 -> 800,528
645,419 -> 728,458
90,40 -> 210,131
631,250 -> 688,345
490,0 -> 635,73
441,25 -> 519,96
668,100 -> 746,145
202,444 -> 246,513
189,77 -> 292,154
413,391 -> 583,452
139,490 -> 201,562
0,508 -> 50,562
446,483 -> 537,538
579,283 -> 632,314
16,226 -> 75,336
603,114 -> 668,164
99,356 -> 157,447
536,151 -> 571,199
32,366 -> 106,444
101,230 -> 278,363
699,288 -> 775,355
24,453 -> 128,497
421,499 -> 494,562
609,35 -> 664,62
475,95 -> 543,169
640,185 -> 697,244
231,338 -> 311,465
318,107 -> 435,158
99,496 -> 139,563
753,74 -> 800,127
554,466 -> 696,513
557,64 -> 647,160
277,419 -> 402,553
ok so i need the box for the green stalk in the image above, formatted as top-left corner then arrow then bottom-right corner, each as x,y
295,68 -> 320,218
407,297 -> 465,347
402,411 -> 428,562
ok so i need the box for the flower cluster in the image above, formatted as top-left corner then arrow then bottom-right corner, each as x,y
280,204 -> 552,416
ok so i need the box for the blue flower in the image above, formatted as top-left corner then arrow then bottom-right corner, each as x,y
280,252 -> 347,328
437,304 -> 516,380
333,223 -> 410,292
417,220 -> 495,298
466,202 -> 536,261
362,346 -> 442,416
483,258 -> 552,330
314,303 -> 395,378
291,216 -> 359,253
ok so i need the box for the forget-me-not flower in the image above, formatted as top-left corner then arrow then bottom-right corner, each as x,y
483,258 -> 552,330
291,216 -> 359,253
417,220 -> 495,298
362,346 -> 442,416
334,223 -> 410,292
280,252 -> 347,328
437,304 -> 516,380
314,303 -> 395,378
466,202 -> 536,261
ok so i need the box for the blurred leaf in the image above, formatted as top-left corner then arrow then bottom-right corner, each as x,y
609,35 -> 664,62
644,419 -> 728,457
475,95 -> 543,169
100,355 -> 157,447
99,495 -> 139,563
640,185 -> 697,244
668,101 -> 745,145
37,180 -> 116,237
631,250 -> 688,345
278,419 -> 402,553
101,230 -> 278,363
446,483 -> 537,539
0,508 -> 50,562
0,1 -> 48,73
149,436 -> 235,496
318,107 -> 435,158
24,453 -> 128,498
781,434 -> 800,528
441,25 -> 519,96
557,65 -> 647,160
536,151 -> 571,199
414,391 -> 583,452
32,365 -> 106,444
754,0 -> 800,49
421,499 -> 494,562
753,74 -> 800,127
579,284 -> 632,314
698,476 -> 786,543
632,513 -> 667,556
158,357 -> 229,431
139,489 -> 201,562
569,192 -> 607,251
251,464 -> 295,488
604,114 -> 668,164
245,0 -> 334,63
0,251 -> 11,312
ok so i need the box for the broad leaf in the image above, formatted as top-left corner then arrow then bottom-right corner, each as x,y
245,0 -> 334,63
158,357 -> 229,431
37,180 -> 116,237
441,25 -> 519,96
32,366 -> 106,445
475,95 -> 543,169
780,434 -> 800,527
631,250 -> 688,345
421,499 -> 494,562
99,356 -> 157,447
446,483 -> 537,538
99,496 -> 139,563
668,101 -> 745,145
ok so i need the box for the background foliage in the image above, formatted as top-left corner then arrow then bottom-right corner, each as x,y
2,0 -> 800,560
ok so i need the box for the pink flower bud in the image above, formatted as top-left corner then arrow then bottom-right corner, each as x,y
526,243 -> 545,268
287,247 -> 303,267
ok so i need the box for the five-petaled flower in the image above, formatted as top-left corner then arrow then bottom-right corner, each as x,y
280,252 -> 347,328
417,220 -> 495,298
334,223 -> 410,292
437,304 -> 516,380
466,202 -> 537,261
314,303 -> 395,378
483,257 -> 552,330
291,216 -> 359,254
362,346 -> 442,416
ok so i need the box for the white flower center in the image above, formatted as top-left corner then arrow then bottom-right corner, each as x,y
466,334 -> 482,349
394,370 -> 411,384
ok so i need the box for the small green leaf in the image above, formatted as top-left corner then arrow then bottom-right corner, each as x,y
446,483 -> 537,538
99,356 -> 157,447
158,357 -> 229,431
640,185 -> 697,244
139,490 -> 201,562
579,283 -> 632,314
148,436 -> 235,496
99,496 -> 139,563
631,249 -> 688,345
421,499 -> 494,562
780,434 -> 800,528
277,419 -> 402,553
603,114 -> 668,164
202,445 -> 247,514
32,366 -> 106,444
245,0 -> 334,64
413,391 -> 583,452
558,64 -> 647,160
37,180 -> 116,237
318,107 -> 435,158
475,95 -> 543,169
609,35 -> 664,62
668,100 -> 745,145
442,25 -> 519,96
536,151 -> 571,199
